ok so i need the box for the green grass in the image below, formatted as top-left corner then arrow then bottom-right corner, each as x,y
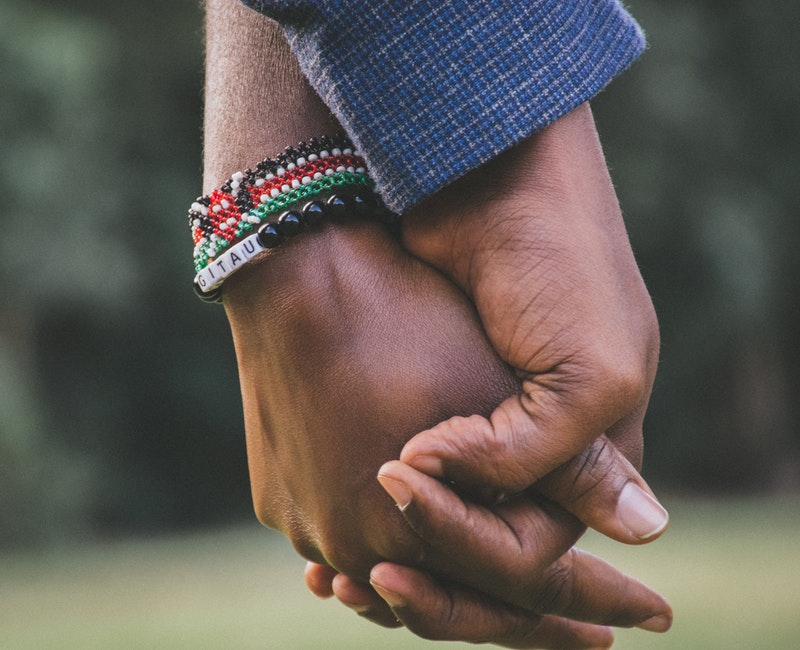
2,497 -> 799,649
581,496 -> 800,649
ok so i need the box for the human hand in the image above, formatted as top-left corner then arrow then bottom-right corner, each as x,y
223,219 -> 518,580
206,4 -> 668,643
301,102 -> 670,644
305,435 -> 671,646
225,219 -> 670,646
399,102 -> 662,515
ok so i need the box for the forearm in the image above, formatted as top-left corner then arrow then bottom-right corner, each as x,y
203,0 -> 339,193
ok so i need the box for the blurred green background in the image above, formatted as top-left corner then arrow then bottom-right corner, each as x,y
1,0 -> 798,647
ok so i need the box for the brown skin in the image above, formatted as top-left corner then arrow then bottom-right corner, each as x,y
203,0 -> 340,192
399,103 -> 660,490
226,223 -> 669,647
316,105 -> 669,641
206,1 -> 670,646
224,222 -> 520,573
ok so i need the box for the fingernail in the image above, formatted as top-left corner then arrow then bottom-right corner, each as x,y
346,603 -> 372,614
370,580 -> 405,608
637,614 -> 673,633
408,454 -> 443,477
617,482 -> 669,541
377,473 -> 412,510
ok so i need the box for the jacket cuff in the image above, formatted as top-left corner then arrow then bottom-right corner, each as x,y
241,0 -> 645,213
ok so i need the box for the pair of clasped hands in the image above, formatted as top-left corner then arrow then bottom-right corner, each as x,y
208,5 -> 669,646
222,105 -> 670,650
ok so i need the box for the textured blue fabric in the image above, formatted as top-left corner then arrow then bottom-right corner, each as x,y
240,0 -> 645,213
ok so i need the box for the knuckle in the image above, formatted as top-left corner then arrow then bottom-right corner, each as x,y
460,415 -> 508,462
321,513 -> 423,580
311,519 -> 374,578
438,415 -> 511,483
605,361 -> 645,404
445,415 -> 492,451
584,344 -> 648,411
287,528 -> 325,566
466,413 -> 491,429
644,310 -> 661,375
319,540 -> 373,580
255,495 -> 317,560
252,503 -> 278,530
529,551 -> 578,615
372,524 -> 428,567
457,414 -> 495,444
249,482 -> 283,531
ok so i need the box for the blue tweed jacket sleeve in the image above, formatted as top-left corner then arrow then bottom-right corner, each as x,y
240,0 -> 645,213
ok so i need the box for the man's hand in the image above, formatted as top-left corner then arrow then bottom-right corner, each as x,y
298,103 -> 670,644
399,102 -> 661,512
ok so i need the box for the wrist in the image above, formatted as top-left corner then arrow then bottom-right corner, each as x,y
192,135 -> 395,301
401,102 -> 614,292
223,220 -> 403,329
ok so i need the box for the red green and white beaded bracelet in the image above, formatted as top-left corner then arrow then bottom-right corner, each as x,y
188,135 -> 395,303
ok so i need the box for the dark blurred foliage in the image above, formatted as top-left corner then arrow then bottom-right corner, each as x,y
0,0 -> 249,546
592,0 -> 800,494
0,0 -> 798,546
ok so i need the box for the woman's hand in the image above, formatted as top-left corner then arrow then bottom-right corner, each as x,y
224,220 -> 518,579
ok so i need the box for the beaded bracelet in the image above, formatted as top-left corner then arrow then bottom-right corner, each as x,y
189,135 -> 395,303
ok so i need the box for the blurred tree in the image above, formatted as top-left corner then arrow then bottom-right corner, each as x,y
0,0 -> 251,546
594,0 -> 800,492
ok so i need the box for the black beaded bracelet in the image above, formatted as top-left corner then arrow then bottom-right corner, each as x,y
192,188 -> 397,303
189,136 -> 396,303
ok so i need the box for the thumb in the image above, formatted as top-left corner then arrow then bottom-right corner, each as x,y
400,395 -> 597,494
400,406 -> 668,544
535,435 -> 669,544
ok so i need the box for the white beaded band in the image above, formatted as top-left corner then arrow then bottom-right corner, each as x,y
194,232 -> 265,293
190,136 -> 397,305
